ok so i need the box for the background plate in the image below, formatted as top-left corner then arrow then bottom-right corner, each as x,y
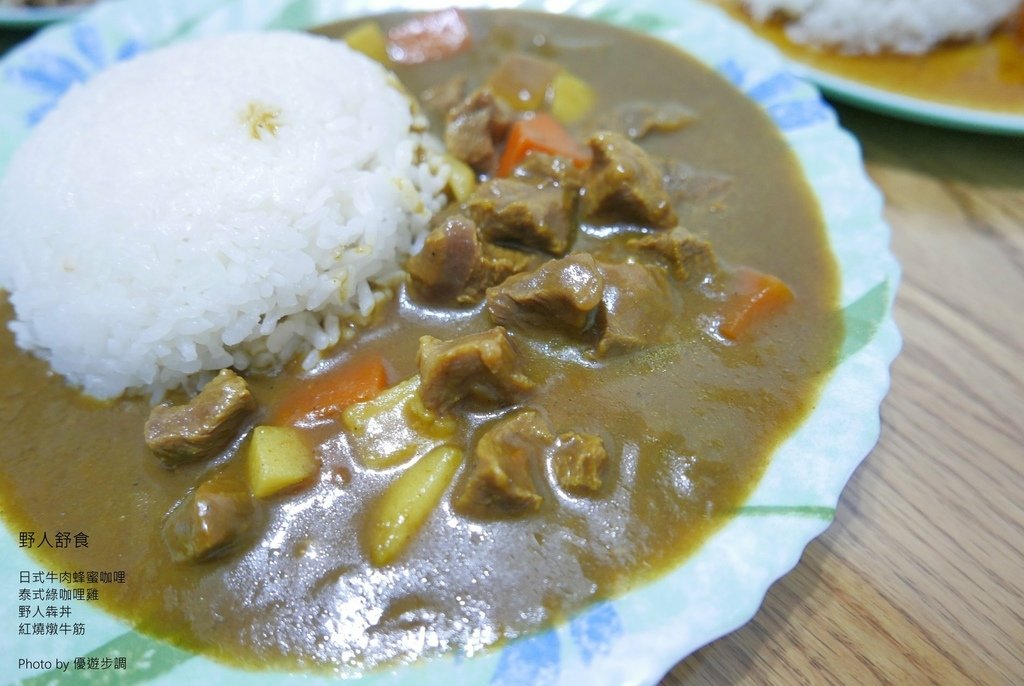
0,4 -> 92,27
0,0 -> 900,684
790,63 -> 1024,136
698,0 -> 1024,136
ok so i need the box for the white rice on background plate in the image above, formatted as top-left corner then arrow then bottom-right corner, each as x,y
0,30 -> 448,399
741,0 -> 1019,54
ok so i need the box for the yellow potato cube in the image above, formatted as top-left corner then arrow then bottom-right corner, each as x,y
247,426 -> 318,498
343,20 -> 390,65
444,154 -> 477,203
550,70 -> 595,124
342,376 -> 455,469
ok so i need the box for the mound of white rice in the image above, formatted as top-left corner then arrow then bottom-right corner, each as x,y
741,0 -> 1018,54
0,31 -> 448,400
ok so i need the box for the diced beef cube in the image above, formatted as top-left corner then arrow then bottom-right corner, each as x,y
445,89 -> 515,175
510,152 -> 583,191
594,261 -> 673,356
629,226 -> 718,282
408,215 -> 482,302
455,409 -> 554,517
581,131 -> 678,229
417,327 -> 534,413
552,432 -> 607,493
407,215 -> 534,305
473,243 -> 537,301
593,101 -> 696,140
466,178 -> 576,255
145,369 -> 255,466
485,253 -> 604,336
162,474 -> 255,562
420,74 -> 468,116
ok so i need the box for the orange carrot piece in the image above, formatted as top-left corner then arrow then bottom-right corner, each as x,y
719,267 -> 795,341
386,8 -> 472,65
269,353 -> 389,427
496,112 -> 592,177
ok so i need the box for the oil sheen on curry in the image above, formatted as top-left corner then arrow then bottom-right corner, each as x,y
0,10 -> 843,674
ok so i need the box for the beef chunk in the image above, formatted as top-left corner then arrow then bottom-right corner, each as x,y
581,131 -> 678,229
466,178 -> 576,255
444,89 -> 514,175
162,474 -> 255,562
485,253 -> 604,336
145,369 -> 255,466
420,73 -> 468,116
629,226 -> 718,282
474,243 -> 538,300
408,214 -> 481,302
417,327 -> 534,413
510,152 -> 583,191
594,261 -> 673,356
407,215 -> 534,305
552,432 -> 607,493
593,101 -> 696,140
455,410 -> 554,517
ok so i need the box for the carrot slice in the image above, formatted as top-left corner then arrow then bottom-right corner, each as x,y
269,353 -> 389,427
496,112 -> 592,177
719,267 -> 795,341
386,8 -> 472,65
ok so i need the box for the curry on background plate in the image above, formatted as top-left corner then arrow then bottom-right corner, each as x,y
709,0 -> 1024,120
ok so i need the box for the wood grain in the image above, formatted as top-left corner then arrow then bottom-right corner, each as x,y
661,104 -> 1024,685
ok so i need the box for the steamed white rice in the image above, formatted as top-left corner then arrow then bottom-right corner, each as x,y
741,0 -> 1019,54
0,31 -> 448,399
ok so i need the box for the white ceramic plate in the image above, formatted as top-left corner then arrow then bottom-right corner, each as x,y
0,1 -> 901,684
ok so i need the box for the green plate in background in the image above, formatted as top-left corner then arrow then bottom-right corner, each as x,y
0,4 -> 92,27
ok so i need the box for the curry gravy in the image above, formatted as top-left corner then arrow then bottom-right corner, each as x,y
0,10 -> 843,673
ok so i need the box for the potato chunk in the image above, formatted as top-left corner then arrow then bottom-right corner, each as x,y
550,70 -> 595,124
343,20 -> 389,64
365,445 -> 463,566
342,376 -> 456,469
247,426 -> 318,498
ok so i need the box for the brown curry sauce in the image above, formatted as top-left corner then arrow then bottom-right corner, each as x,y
0,10 -> 842,674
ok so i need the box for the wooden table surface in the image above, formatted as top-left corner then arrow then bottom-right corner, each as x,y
662,104 -> 1024,685
3,16 -> 1023,686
